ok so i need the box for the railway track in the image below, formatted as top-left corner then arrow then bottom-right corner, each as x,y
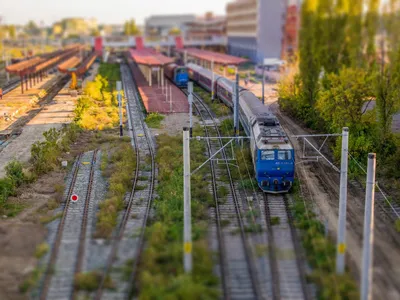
1,78 -> 20,94
94,63 -> 155,299
40,150 -> 98,300
188,90 -> 262,300
261,193 -> 310,300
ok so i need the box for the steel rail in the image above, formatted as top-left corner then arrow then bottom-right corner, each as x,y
39,153 -> 83,300
191,91 -> 261,299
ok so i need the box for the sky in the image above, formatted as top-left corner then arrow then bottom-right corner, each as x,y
0,0 -> 232,26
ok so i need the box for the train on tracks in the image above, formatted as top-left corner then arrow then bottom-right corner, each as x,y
164,63 -> 189,87
187,63 -> 295,193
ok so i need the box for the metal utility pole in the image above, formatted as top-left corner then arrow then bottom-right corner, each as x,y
336,127 -> 349,274
361,153 -> 376,300
234,74 -> 239,138
117,81 -> 123,137
183,127 -> 192,273
261,65 -> 265,105
188,82 -> 193,137
211,59 -> 215,101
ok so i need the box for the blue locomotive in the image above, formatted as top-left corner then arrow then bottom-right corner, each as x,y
164,63 -> 189,87
187,63 -> 295,193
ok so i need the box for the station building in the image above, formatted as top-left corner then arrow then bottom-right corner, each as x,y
226,0 -> 298,64
145,14 -> 196,40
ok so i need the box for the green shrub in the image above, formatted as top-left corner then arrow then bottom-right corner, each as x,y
5,160 -> 25,187
145,113 -> 165,128
19,267 -> 43,293
74,271 -> 114,291
395,219 -> 400,233
95,142 -> 136,238
34,243 -> 49,259
271,216 -> 280,225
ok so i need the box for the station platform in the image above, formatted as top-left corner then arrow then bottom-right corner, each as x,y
129,63 -> 189,114
0,74 -> 62,130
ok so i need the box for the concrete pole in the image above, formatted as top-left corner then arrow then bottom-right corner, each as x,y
211,59 -> 215,101
20,75 -> 24,94
262,65 -> 265,104
188,82 -> 193,137
161,67 -> 164,87
234,74 -> 239,138
361,153 -> 376,300
5,55 -> 10,82
149,67 -> 152,87
117,81 -> 123,137
183,127 -> 192,273
336,127 -> 349,274
157,68 -> 160,88
169,84 -> 172,113
184,50 -> 187,65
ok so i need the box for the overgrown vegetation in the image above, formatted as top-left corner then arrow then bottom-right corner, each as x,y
279,0 -> 400,198
194,86 -> 230,117
19,267 -> 44,294
95,138 -> 136,238
291,180 -> 358,299
74,63 -> 123,130
0,160 -> 27,216
31,124 -> 81,176
145,112 -> 165,128
74,271 -> 114,291
34,242 -> 49,259
137,133 -> 219,299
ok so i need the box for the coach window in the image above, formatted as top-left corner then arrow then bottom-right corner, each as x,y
261,150 -> 275,160
277,150 -> 292,160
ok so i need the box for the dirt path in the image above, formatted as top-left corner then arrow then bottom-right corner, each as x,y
269,101 -> 400,300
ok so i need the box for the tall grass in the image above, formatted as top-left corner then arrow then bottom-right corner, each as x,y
137,133 -> 219,299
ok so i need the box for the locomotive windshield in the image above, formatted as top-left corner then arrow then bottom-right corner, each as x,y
261,150 -> 275,160
277,150 -> 292,160
177,68 -> 187,74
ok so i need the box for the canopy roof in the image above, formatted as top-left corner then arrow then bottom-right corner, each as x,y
129,48 -> 173,67
178,48 -> 247,65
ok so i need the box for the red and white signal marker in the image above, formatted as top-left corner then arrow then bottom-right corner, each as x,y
71,194 -> 79,202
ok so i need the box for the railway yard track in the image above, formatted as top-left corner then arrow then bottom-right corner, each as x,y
190,90 -> 312,300
94,63 -> 155,299
188,90 -> 261,299
40,150 -> 99,300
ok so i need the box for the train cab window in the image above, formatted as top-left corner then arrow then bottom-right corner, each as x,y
277,150 -> 292,160
177,68 -> 187,75
261,150 -> 275,160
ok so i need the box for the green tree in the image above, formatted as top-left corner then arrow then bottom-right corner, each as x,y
168,27 -> 181,35
124,19 -> 139,36
364,0 -> 380,67
316,68 -> 372,131
8,25 -> 16,39
25,20 -> 40,36
299,0 -> 320,106
342,0 -> 363,67
375,45 -> 400,142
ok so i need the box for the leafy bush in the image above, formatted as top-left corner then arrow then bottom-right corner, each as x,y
291,183 -> 359,298
145,113 -> 165,128
74,63 -> 122,130
5,160 -> 25,187
95,141 -> 136,238
74,271 -> 114,291
34,243 -> 49,259
31,125 -> 81,176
